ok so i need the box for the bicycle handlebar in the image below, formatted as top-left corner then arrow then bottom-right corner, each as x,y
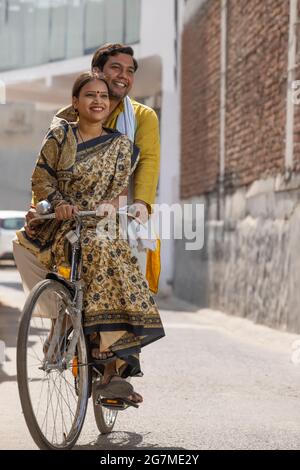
34,210 -> 97,221
29,208 -> 145,227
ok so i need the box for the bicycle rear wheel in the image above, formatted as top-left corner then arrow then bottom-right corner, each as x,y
92,375 -> 118,434
17,279 -> 89,450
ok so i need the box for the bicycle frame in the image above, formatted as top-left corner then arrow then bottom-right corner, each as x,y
42,214 -> 87,372
36,208 -> 141,372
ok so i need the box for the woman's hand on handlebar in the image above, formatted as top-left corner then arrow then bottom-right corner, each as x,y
55,204 -> 79,221
25,208 -> 43,236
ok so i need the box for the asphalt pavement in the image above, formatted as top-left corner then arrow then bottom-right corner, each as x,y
1,262 -> 300,450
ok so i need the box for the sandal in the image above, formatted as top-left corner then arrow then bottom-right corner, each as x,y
97,374 -> 134,398
92,350 -> 116,362
129,391 -> 143,403
122,392 -> 143,409
89,333 -> 117,364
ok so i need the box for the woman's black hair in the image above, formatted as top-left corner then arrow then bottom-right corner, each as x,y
72,71 -> 109,98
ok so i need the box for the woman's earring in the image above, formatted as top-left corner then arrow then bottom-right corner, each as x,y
73,107 -> 79,120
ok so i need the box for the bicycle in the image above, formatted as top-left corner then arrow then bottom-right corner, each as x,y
17,208 -> 139,450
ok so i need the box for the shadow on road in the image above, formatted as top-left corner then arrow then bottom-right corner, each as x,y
0,282 -> 23,291
156,295 -> 198,313
0,304 -> 20,349
0,304 -> 21,384
0,364 -> 17,383
75,430 -> 187,450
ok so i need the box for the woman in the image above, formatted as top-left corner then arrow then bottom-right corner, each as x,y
16,71 -> 165,404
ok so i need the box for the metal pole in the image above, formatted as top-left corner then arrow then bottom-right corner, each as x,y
218,0 -> 227,220
285,0 -> 298,178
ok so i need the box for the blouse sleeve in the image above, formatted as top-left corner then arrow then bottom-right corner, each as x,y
31,130 -> 67,208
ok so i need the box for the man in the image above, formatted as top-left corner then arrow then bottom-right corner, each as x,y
13,43 -> 160,296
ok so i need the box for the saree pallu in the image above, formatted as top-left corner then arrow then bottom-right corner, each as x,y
17,123 -> 165,377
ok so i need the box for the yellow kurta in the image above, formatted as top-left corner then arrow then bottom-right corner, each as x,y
106,99 -> 160,208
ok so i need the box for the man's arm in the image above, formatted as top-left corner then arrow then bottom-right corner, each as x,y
133,106 -> 160,211
55,104 -> 77,123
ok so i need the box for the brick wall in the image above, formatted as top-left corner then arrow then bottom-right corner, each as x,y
181,0 -> 221,198
225,0 -> 289,189
181,0 -> 290,198
292,0 -> 300,170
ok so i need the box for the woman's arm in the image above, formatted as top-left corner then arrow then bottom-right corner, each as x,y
31,134 -> 66,207
31,130 -> 78,221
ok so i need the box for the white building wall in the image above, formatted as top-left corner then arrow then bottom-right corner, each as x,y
134,0 -> 185,292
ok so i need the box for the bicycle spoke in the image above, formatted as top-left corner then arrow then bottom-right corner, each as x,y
63,373 -> 76,427
35,372 -> 48,418
41,372 -> 60,441
50,375 -> 77,418
59,374 -> 78,402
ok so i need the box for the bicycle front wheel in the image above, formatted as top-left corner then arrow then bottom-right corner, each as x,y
17,279 -> 89,450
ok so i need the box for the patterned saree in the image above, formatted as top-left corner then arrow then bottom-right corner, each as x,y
17,120 -> 165,377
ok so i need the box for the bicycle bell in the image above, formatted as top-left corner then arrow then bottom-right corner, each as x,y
36,200 -> 52,215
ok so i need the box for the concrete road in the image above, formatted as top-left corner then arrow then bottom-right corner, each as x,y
1,262 -> 300,450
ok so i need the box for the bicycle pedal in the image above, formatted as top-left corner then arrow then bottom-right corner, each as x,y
97,397 -> 128,410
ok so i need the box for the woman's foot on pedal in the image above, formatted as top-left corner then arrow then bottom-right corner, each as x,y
97,374 -> 134,397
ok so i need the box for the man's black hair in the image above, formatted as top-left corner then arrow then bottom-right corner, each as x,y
91,43 -> 138,72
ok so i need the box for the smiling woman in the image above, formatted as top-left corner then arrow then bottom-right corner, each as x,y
72,72 -> 110,132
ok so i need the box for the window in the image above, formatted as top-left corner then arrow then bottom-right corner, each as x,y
125,0 -> 141,44
0,0 -> 141,71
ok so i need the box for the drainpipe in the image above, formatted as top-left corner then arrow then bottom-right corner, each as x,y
285,0 -> 298,179
218,0 -> 227,220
